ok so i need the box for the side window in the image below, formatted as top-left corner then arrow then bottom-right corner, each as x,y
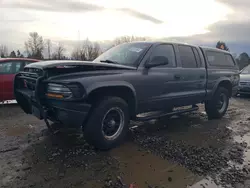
206,51 -> 234,67
15,62 -> 22,73
178,45 -> 198,68
192,47 -> 202,67
150,44 -> 176,67
0,62 -> 13,74
24,61 -> 32,66
20,61 -> 30,71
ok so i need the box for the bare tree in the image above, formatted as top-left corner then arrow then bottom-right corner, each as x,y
0,45 -> 8,58
113,35 -> 147,46
71,48 -> 81,60
45,39 -> 52,59
71,39 -> 101,61
90,42 -> 101,60
24,32 -> 44,59
52,42 -> 65,60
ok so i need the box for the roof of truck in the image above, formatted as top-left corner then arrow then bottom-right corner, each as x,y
128,41 -> 199,47
128,41 -> 232,54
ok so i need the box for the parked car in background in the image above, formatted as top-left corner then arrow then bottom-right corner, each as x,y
14,42 -> 239,150
238,64 -> 250,95
0,58 -> 39,102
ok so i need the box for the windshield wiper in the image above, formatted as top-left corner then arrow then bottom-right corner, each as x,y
100,59 -> 119,64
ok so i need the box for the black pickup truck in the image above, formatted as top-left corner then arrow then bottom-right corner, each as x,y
14,42 -> 239,149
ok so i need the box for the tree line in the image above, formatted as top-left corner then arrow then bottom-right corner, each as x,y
1,33 -> 250,70
0,32 -> 147,61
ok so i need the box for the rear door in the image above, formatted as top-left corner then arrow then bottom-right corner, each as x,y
174,45 -> 207,106
0,60 -> 22,101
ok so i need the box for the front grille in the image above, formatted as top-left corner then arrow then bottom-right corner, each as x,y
18,68 -> 44,91
24,67 -> 44,76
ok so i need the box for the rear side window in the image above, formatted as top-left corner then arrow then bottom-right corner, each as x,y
15,62 -> 22,72
11,61 -> 22,73
0,61 -> 23,74
206,51 -> 235,67
178,45 -> 198,68
0,62 -> 13,74
150,44 -> 176,67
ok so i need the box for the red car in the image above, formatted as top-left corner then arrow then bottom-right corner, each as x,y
0,58 -> 39,102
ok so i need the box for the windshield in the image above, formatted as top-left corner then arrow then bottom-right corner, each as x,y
241,65 -> 250,74
93,42 -> 151,67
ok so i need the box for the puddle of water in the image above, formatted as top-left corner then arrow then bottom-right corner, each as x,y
5,126 -> 32,136
110,142 -> 201,187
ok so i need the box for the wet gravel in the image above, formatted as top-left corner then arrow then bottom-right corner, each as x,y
2,99 -> 250,188
134,136 -> 228,175
130,111 -> 250,187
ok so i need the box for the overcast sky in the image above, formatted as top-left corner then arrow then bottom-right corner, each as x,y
1,0 -> 250,54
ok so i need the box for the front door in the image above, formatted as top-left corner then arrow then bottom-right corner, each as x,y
137,43 -> 181,112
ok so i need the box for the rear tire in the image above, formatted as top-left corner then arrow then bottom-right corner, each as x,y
84,97 -> 129,150
205,87 -> 229,119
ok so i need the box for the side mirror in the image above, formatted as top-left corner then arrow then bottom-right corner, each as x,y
145,56 -> 169,68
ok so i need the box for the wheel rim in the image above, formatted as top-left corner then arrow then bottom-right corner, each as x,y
102,107 -> 125,140
216,93 -> 227,113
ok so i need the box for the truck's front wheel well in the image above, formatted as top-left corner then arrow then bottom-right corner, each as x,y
218,80 -> 232,97
86,86 -> 136,118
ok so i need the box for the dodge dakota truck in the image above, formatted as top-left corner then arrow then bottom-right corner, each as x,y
14,42 -> 239,149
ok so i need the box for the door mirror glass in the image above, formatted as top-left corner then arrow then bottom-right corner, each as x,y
145,56 -> 169,68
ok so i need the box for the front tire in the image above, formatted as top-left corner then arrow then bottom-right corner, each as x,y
205,87 -> 229,119
84,97 -> 129,150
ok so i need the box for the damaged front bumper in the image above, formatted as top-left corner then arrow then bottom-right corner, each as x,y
14,72 -> 91,131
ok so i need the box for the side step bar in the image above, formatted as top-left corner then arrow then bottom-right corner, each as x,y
136,105 -> 199,122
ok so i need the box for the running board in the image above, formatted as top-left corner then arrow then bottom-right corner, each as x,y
136,105 -> 199,122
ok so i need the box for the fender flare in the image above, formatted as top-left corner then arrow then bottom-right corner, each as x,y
86,81 -> 137,111
211,77 -> 232,96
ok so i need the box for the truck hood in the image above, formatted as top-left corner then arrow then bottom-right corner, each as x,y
240,74 -> 250,82
24,60 -> 136,70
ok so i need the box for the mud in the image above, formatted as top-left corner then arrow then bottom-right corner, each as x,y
1,97 -> 250,188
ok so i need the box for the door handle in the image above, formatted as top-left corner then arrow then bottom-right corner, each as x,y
200,75 -> 205,79
174,75 -> 181,79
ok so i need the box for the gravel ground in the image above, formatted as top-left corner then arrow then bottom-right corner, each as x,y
1,97 -> 250,188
